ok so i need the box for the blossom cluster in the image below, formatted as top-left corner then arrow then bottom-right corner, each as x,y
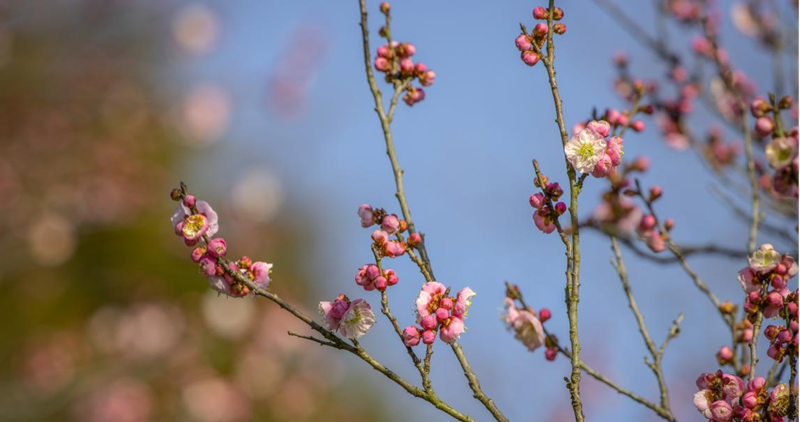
169,188 -> 272,298
693,370 -> 791,422
402,282 -> 475,345
564,120 -> 624,177
528,176 -> 565,234
358,204 -> 414,258
372,3 -> 435,106
739,244 -> 799,362
514,6 -> 566,67
354,264 -> 398,292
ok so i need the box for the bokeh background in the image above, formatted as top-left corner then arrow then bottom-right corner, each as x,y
0,1 -> 796,421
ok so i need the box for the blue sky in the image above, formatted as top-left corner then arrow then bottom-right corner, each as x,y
170,1 -> 798,420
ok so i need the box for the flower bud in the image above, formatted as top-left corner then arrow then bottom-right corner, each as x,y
755,117 -> 774,137
408,232 -> 422,248
402,326 -> 420,347
529,193 -> 545,209
545,347 -> 557,361
631,120 -> 645,132
207,238 -> 227,258
554,202 -> 567,215
440,297 -> 454,310
664,218 -> 675,231
716,345 -> 734,363
374,276 -> 388,291
778,95 -> 793,110
532,6 -> 548,19
379,2 -> 390,15
435,307 -> 449,322
183,194 -> 196,208
421,330 -> 436,345
515,34 -> 532,51
539,307 -> 551,322
552,7 -> 564,20
750,98 -> 771,117
553,23 -> 566,34
521,50 -> 540,67
420,315 -> 437,331
372,229 -> 389,245
170,188 -> 183,201
649,185 -> 662,201
191,246 -> 206,263
384,269 -> 399,286
534,23 -> 548,36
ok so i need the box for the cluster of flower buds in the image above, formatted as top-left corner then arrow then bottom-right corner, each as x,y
633,200 -> 671,254
738,244 -> 799,362
514,6 -> 566,67
372,3 -> 435,106
612,53 -> 701,151
694,371 -> 791,422
358,204 -> 414,258
319,294 -> 376,339
529,175 -> 565,234
501,289 -> 555,359
751,97 -> 799,198
402,282 -> 474,345
565,120 -> 624,178
169,187 -> 272,298
354,264 -> 399,292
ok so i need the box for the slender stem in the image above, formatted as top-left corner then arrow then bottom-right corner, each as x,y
450,342 -> 510,422
539,1 -> 584,418
610,237 -> 675,415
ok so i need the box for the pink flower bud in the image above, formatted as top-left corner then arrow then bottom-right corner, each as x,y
717,345 -> 734,362
649,185 -> 663,201
740,328 -> 753,342
435,307 -> 449,322
384,269 -> 399,286
772,275 -> 787,289
191,247 -> 206,262
545,347 -> 557,361
764,325 -> 781,340
778,329 -> 792,343
407,233 -> 422,248
377,45 -> 391,58
414,62 -> 427,73
755,117 -> 774,137
534,23 -> 548,36
750,98 -> 770,118
399,58 -> 414,73
646,231 -> 666,253
640,214 -> 656,231
629,156 -> 650,172
420,70 -> 436,87
554,202 -> 567,215
421,330 -> 436,345
207,238 -> 227,258
551,7 -> 564,20
400,43 -> 416,57
374,57 -> 390,72
183,194 -> 196,208
539,308 -> 551,322
374,276 -> 388,291
440,297 -> 454,310
358,204 -> 374,227
529,193 -> 545,209
379,2 -> 390,15
402,326 -> 420,346
199,256 -> 217,277
521,50 -> 540,67
766,291 -> 784,308
420,315 -> 437,331
742,391 -> 758,409
533,6 -> 548,19
515,34 -> 532,51
366,264 -> 380,280
631,120 -> 645,132
372,229 -> 389,245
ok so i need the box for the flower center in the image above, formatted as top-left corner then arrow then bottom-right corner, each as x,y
578,142 -> 595,160
183,214 -> 207,237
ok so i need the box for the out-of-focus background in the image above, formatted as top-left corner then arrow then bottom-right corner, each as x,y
0,1 -> 796,421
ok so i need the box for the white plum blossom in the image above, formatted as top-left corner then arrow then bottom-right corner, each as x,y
748,244 -> 781,274
565,127 -> 607,173
337,299 -> 376,339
